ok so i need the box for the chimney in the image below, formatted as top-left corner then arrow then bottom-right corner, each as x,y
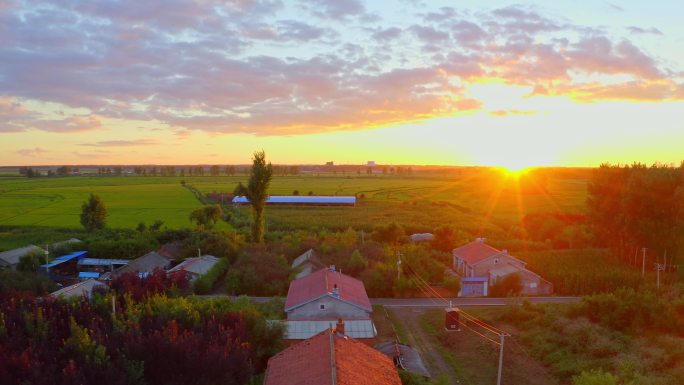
332,283 -> 340,298
335,318 -> 345,335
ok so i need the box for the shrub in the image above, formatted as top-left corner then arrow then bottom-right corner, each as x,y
193,258 -> 230,295
573,369 -> 618,385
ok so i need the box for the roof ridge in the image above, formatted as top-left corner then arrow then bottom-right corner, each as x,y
329,329 -> 337,385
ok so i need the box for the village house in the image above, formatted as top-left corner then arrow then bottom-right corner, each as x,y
263,328 -> 401,385
0,245 -> 44,270
291,248 -> 325,279
283,266 -> 376,340
167,254 -> 220,283
108,251 -> 171,280
453,238 -> 553,297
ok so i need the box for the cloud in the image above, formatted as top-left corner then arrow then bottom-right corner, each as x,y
32,115 -> 102,133
627,26 -> 663,35
300,0 -> 365,19
80,139 -> 159,147
0,1 -> 681,138
15,147 -> 48,157
372,27 -> 402,42
489,110 -> 536,117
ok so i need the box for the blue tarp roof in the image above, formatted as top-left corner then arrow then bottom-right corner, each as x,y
79,271 -> 100,279
461,277 -> 489,282
233,195 -> 356,205
41,250 -> 88,268
78,258 -> 129,266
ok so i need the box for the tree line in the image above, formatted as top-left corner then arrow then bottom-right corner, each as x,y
587,162 -> 684,264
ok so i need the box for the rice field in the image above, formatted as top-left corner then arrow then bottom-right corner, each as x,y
0,168 -> 590,246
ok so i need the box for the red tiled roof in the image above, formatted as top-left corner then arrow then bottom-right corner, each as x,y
453,240 -> 504,265
285,268 -> 372,312
263,330 -> 401,385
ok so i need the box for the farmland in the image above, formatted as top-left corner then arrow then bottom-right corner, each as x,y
0,168 -> 591,250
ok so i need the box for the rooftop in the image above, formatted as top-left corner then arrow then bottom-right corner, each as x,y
453,239 -> 509,265
50,279 -> 105,299
283,319 -> 376,340
285,268 -> 372,313
263,329 -> 401,385
0,244 -> 43,266
233,195 -> 356,205
110,251 -> 170,279
167,255 -> 219,276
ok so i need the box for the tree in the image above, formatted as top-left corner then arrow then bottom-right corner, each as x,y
234,151 -> 273,243
431,225 -> 458,252
80,194 -> 107,231
18,251 -> 43,272
189,205 -> 223,229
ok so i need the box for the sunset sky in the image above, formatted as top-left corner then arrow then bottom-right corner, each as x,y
1,0 -> 683,168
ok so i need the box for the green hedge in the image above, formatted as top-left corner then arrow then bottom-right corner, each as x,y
193,258 -> 230,294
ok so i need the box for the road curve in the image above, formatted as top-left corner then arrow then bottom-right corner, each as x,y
199,295 -> 581,307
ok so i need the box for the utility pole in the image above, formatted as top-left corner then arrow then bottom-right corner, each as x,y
396,251 -> 402,281
44,244 -> 50,274
497,333 -> 508,385
642,248 -> 646,277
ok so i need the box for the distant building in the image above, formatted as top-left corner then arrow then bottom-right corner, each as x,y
291,249 -> 325,279
167,255 -> 220,283
109,251 -> 171,280
367,161 -> 376,166
0,245 -> 43,270
264,329 -> 401,385
233,195 -> 356,206
453,238 -> 553,296
410,233 -> 434,243
325,161 -> 334,166
283,267 -> 376,340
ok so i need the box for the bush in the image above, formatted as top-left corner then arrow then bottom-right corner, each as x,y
573,369 -> 618,385
193,258 -> 230,295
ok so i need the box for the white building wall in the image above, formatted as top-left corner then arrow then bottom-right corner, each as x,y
287,296 -> 370,320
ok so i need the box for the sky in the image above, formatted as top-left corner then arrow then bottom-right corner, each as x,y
1,0 -> 683,168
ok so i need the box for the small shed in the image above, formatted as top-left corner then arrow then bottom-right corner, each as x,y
445,305 -> 461,331
410,233 -> 434,243
375,340 -> 431,378
459,277 -> 488,297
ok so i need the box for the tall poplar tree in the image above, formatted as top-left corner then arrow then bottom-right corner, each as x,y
234,151 -> 273,243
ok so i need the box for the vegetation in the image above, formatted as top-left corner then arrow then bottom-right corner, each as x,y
587,163 -> 684,263
0,272 -> 283,385
234,151 -> 273,243
193,258 -> 230,295
500,290 -> 684,385
188,204 -> 223,229
80,193 -> 107,231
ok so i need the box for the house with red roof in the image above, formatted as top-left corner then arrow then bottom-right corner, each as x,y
263,328 -> 401,385
283,266 -> 376,340
453,238 -> 552,297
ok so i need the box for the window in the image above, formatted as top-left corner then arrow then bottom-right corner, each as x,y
494,258 -> 499,264
530,282 -> 538,288
320,304 -> 326,310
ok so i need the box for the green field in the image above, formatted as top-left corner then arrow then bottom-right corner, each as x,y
0,168 -> 591,249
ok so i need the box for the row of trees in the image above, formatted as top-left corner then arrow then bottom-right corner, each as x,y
587,163 -> 684,262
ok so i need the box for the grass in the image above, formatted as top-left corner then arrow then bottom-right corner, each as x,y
418,308 -> 558,385
0,168 -> 591,249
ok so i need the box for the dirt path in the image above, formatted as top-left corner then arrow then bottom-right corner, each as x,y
391,308 -> 461,384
